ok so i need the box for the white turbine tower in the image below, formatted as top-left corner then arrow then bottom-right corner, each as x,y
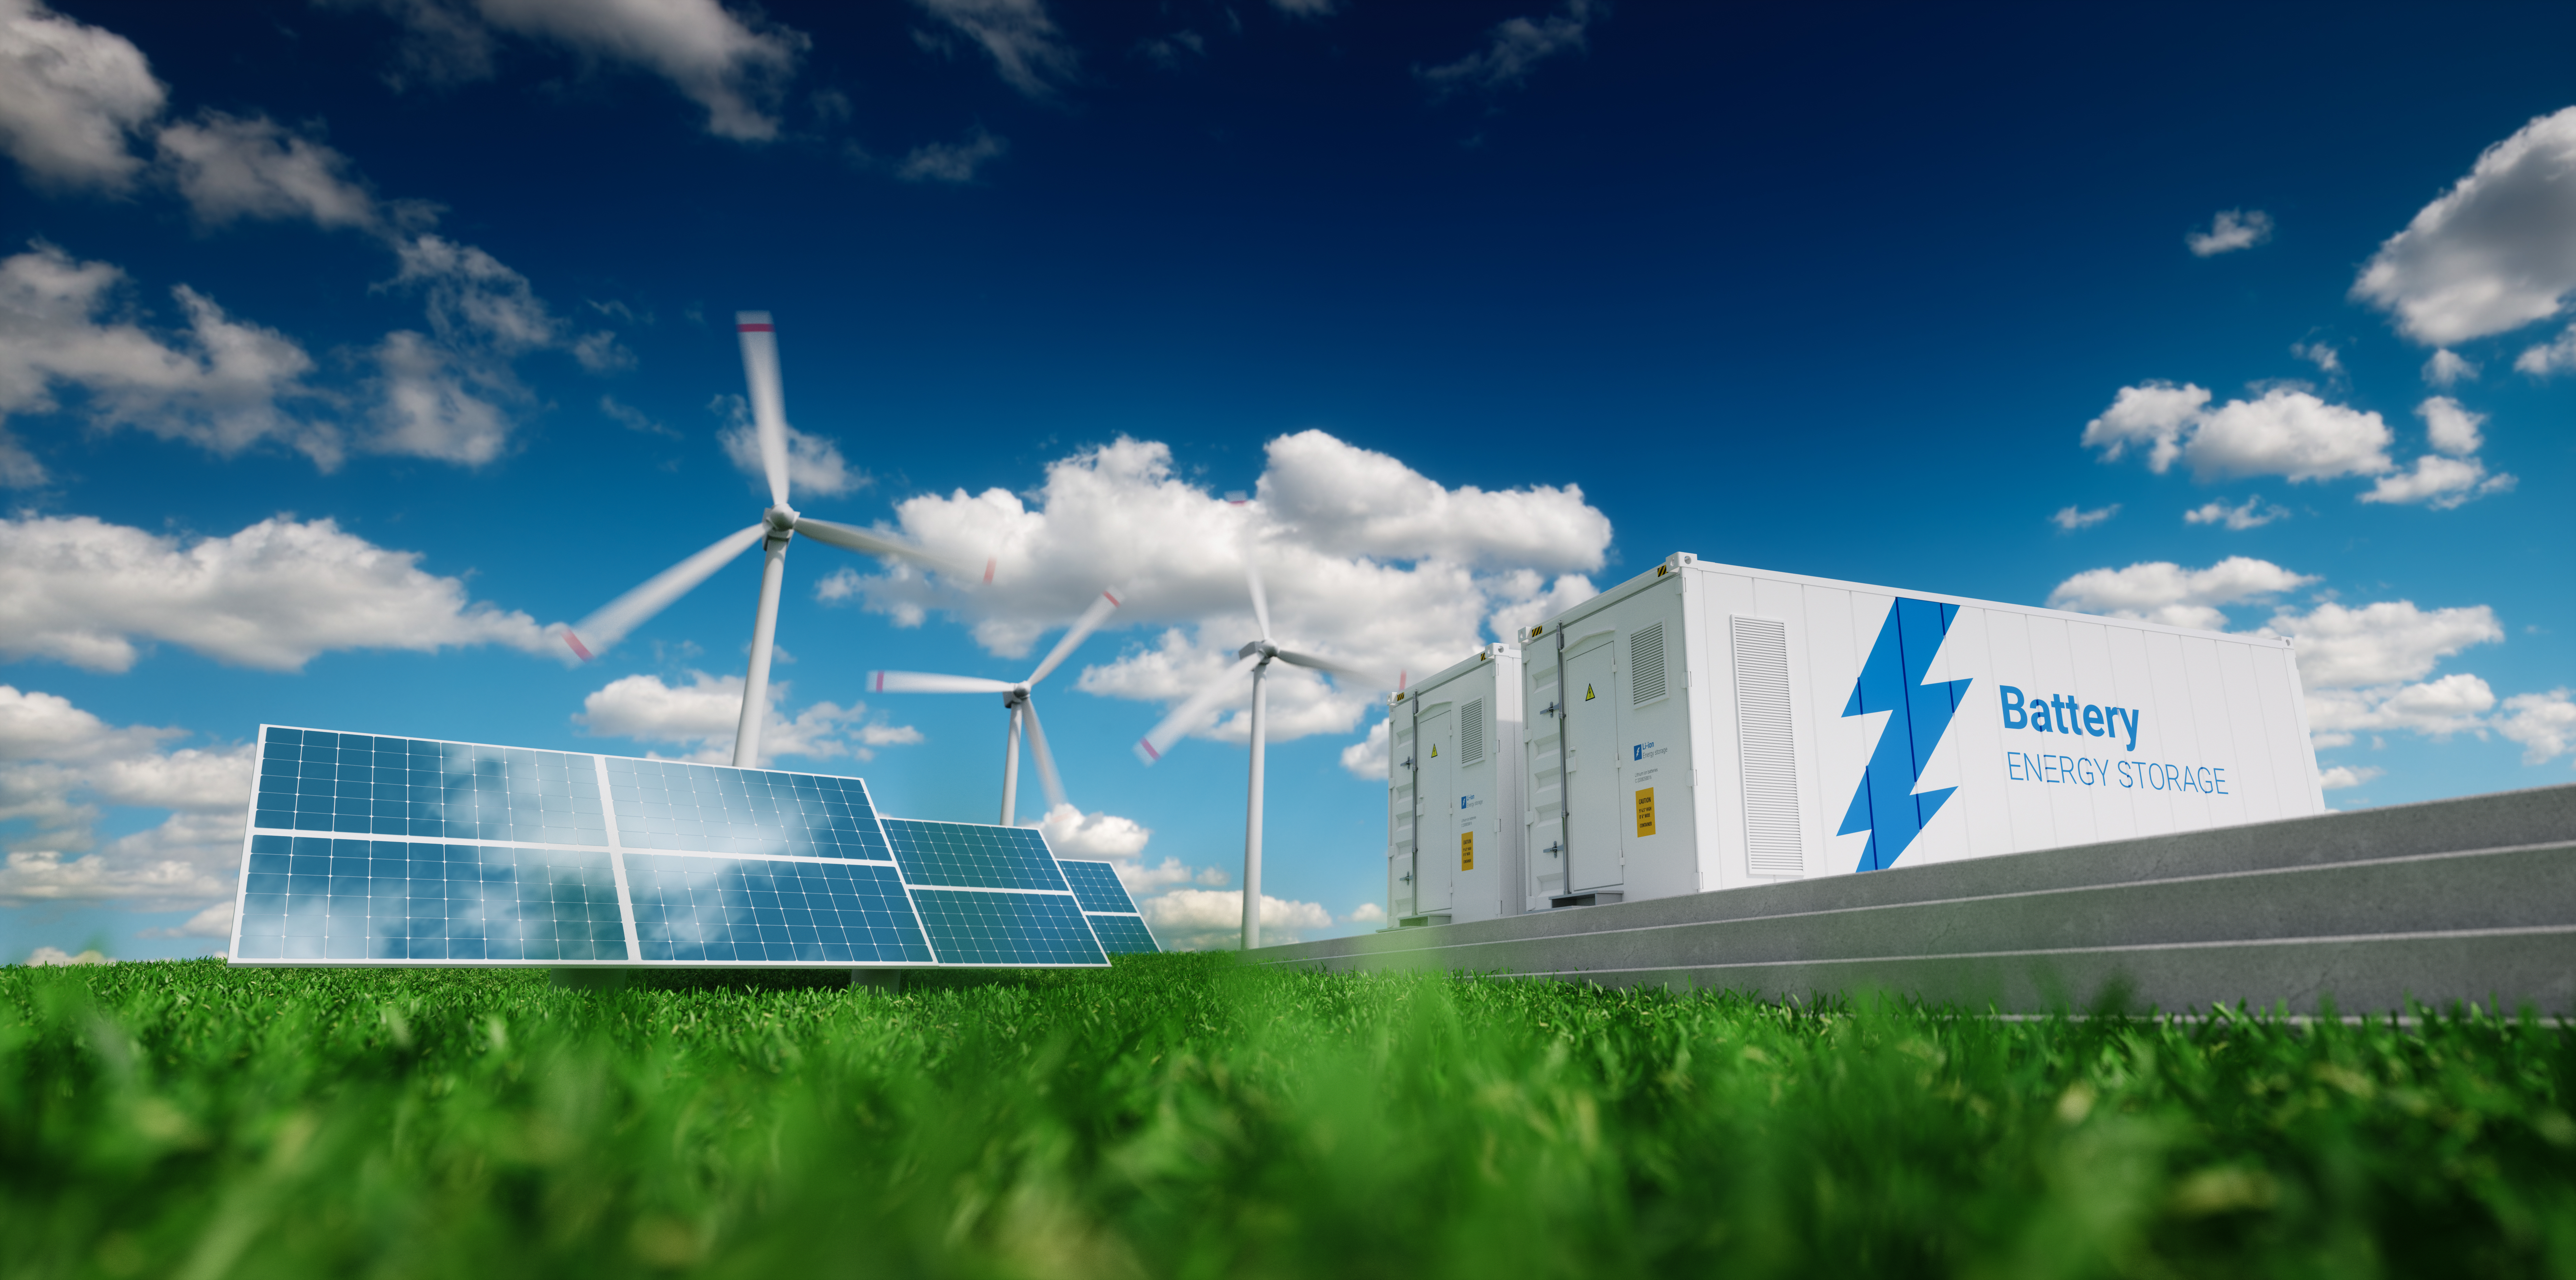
562,312 -> 985,767
1133,556 -> 1383,950
865,588 -> 1126,826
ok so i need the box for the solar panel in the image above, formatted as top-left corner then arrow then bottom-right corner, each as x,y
908,889 -> 1108,966
231,726 -> 1110,970
881,818 -> 1068,891
1084,912 -> 1161,955
625,854 -> 932,964
1056,859 -> 1139,913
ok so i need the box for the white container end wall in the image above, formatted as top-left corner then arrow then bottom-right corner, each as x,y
1386,644 -> 1524,926
1512,553 -> 2324,911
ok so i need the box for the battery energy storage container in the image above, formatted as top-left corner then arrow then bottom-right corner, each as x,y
1506,553 -> 2324,913
1386,643 -> 1524,926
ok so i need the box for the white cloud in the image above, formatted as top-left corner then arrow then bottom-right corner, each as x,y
1263,429 -> 1610,572
1032,802 -> 1150,859
366,329 -> 514,465
898,127 -> 1006,182
1340,716 -> 1389,779
0,0 -> 164,191
2256,599 -> 2501,689
2050,503 -> 2119,531
573,669 -> 915,765
1139,887 -> 1332,950
2187,209 -> 2273,257
815,433 -> 1609,753
2418,396 -> 2486,455
2498,689 -> 2576,766
2289,340 -> 2340,375
713,393 -> 863,496
2423,348 -> 2478,387
23,946 -> 113,964
141,900 -> 234,939
2082,384 -> 2393,483
2356,397 -> 2511,509
0,685 -> 250,908
153,112 -> 380,230
2306,673 -> 2496,742
1347,901 -> 1385,923
2185,390 -> 2394,483
360,0 -> 807,141
0,513 -> 556,672
2317,765 -> 2383,791
2079,381 -> 2209,472
390,234 -> 562,353
2182,496 -> 2287,530
2516,322 -> 2576,376
2359,453 -> 2513,509
2045,557 -> 2316,631
0,243 -> 332,479
1420,0 -> 1594,95
911,0 -> 1077,98
600,394 -> 677,438
2351,106 -> 2576,346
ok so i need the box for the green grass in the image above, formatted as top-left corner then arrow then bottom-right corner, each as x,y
4,955 -> 2573,1279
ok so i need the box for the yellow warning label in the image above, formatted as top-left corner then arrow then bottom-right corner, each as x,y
1634,787 -> 1657,837
1460,831 -> 1475,871
1584,684 -> 1596,701
1429,744 -> 1437,757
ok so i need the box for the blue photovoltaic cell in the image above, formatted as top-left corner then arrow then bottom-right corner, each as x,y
604,757 -> 890,860
908,890 -> 1106,966
624,854 -> 933,964
231,834 -> 627,962
252,727 -> 606,845
881,819 -> 1068,891
1085,913 -> 1160,955
1057,860 -> 1138,913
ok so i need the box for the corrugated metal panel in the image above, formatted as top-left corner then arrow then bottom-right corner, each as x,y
1731,615 -> 1805,878
1461,698 -> 1486,764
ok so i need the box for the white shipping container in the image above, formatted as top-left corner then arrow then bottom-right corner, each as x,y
1386,643 -> 1525,925
1447,553 -> 2325,916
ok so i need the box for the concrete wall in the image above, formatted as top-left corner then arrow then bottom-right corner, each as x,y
1250,784 -> 2576,1016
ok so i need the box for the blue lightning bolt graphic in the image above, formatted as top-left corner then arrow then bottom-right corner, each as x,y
1838,598 -> 1972,872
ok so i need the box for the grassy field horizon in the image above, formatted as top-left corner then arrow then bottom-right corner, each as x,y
6,955 -> 2573,1278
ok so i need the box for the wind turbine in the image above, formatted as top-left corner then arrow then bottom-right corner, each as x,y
1133,556 -> 1384,950
561,312 -> 987,767
865,587 -> 1126,825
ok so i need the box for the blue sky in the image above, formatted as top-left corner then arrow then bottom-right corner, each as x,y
1,0 -> 2569,959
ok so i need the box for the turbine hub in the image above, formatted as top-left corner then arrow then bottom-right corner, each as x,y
764,504 -> 799,532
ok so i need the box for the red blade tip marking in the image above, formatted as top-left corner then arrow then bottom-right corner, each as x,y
563,632 -> 594,661
738,323 -> 774,332
1138,740 -> 1160,762
1103,590 -> 1122,607
983,557 -> 995,584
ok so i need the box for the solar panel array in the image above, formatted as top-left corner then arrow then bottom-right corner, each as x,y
230,726 -> 1142,970
1057,859 -> 1161,955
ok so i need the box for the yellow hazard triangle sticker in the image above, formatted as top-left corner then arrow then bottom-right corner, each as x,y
1585,684 -> 1596,700
1429,744 -> 1437,756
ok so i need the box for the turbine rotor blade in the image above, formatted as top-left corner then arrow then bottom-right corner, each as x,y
1272,648 -> 1393,688
563,523 -> 767,660
1019,696 -> 1070,812
865,671 -> 1018,695
1245,553 -> 1272,642
1134,651 -> 1262,765
1024,586 -> 1123,687
737,312 -> 790,509
791,517 -> 986,581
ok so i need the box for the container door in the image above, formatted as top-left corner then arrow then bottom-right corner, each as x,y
1414,706 -> 1454,913
1560,636 -> 1621,893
